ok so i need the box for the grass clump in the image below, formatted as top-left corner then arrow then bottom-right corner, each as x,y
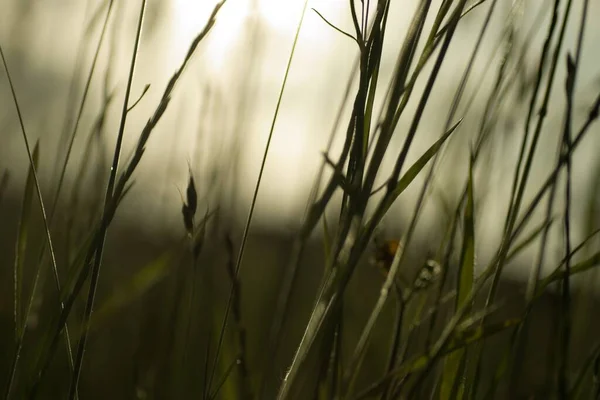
0,0 -> 599,399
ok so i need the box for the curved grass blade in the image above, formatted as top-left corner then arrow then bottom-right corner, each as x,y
369,118 -> 462,228
208,0 -> 307,396
311,8 -> 360,48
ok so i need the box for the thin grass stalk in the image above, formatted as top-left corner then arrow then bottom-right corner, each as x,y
314,212 -> 342,400
67,2 -> 146,397
510,92 -> 600,243
425,203 -> 461,350
439,151 -> 476,400
558,0 -> 588,394
13,143 -> 38,342
381,285 -> 406,399
355,274 -> 494,399
51,0 -> 115,225
28,5 -> 225,393
386,0 -> 469,187
314,5 -> 392,398
300,114 -> 461,399
484,0 -> 574,324
453,2 -> 520,393
0,44 -> 76,400
8,142 -> 39,400
362,0 -> 432,197
292,0 -> 464,388
257,41 -> 361,400
486,0 -> 578,390
208,358 -> 240,400
278,94 -> 458,400
64,80 -> 116,263
223,233 -> 251,398
366,0 -> 496,169
342,6 -> 465,395
335,2 -> 383,257
416,84 -> 600,397
465,3 -> 547,154
6,5 -> 115,396
207,0 -> 307,395
314,302 -> 344,399
503,1 -> 559,235
55,0 -> 100,163
381,2 -> 501,357
354,241 -> 600,400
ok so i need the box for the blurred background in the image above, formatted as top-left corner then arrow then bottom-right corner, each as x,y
0,0 -> 599,398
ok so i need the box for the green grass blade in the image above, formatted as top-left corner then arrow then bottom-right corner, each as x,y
374,118 -> 462,224
13,141 -> 39,340
440,153 -> 475,400
1,42 -> 76,399
69,0 -> 147,395
211,1 -> 306,397
538,250 -> 600,293
394,120 -> 462,198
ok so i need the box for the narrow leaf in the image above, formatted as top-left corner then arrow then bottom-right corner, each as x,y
382,119 -> 462,217
13,141 -> 39,338
539,250 -> 600,293
440,152 -> 475,400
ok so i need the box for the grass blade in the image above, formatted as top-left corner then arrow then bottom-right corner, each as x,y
370,118 -> 462,227
209,0 -> 307,396
1,43 -> 75,399
439,153 -> 475,400
13,142 -> 39,340
68,1 -> 146,396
